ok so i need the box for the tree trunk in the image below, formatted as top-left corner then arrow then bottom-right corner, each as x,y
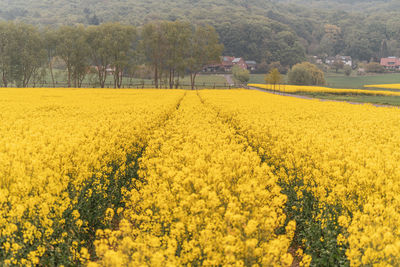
154,64 -> 158,88
78,75 -> 84,88
2,70 -> 7,87
172,69 -> 175,89
67,66 -> 72,88
169,69 -> 173,89
73,70 -> 77,88
117,70 -> 123,88
159,68 -> 164,88
98,66 -> 107,88
100,73 -> 104,88
113,68 -> 122,89
49,59 -> 55,88
190,72 -> 197,90
23,68 -> 32,88
175,76 -> 180,89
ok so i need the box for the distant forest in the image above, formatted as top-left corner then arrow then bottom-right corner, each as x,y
1,0 -> 400,68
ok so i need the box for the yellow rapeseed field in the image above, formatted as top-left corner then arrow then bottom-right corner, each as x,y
200,89 -> 400,266
1,87 -> 400,266
250,83 -> 400,97
90,92 -> 294,266
364,84 -> 400,90
0,88 -> 184,266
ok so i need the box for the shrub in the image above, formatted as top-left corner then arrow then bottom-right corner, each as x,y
288,62 -> 325,85
344,66 -> 352,76
365,62 -> 385,73
232,65 -> 250,84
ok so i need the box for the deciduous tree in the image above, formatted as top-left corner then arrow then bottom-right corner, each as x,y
87,23 -> 137,88
265,68 -> 282,90
0,22 -> 13,87
56,25 -> 89,87
232,65 -> 250,84
43,27 -> 57,87
186,25 -> 223,90
109,24 -> 137,88
333,60 -> 344,73
11,23 -> 46,87
288,62 -> 325,85
164,21 -> 191,89
141,22 -> 167,89
365,62 -> 385,73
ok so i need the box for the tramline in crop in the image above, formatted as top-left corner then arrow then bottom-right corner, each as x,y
200,89 -> 400,265
91,92 -> 294,266
0,88 -> 184,266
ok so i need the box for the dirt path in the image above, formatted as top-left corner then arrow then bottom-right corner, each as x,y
247,86 -> 397,108
224,74 -> 234,86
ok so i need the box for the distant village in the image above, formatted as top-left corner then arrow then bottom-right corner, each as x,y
314,55 -> 399,71
204,54 -> 399,74
314,55 -> 400,74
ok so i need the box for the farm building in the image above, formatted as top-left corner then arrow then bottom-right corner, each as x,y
326,55 -> 352,66
380,57 -> 400,70
221,56 -> 235,72
245,60 -> 257,71
203,56 -> 252,72
232,58 -> 247,70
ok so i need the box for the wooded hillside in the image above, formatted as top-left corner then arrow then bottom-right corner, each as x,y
1,0 -> 399,65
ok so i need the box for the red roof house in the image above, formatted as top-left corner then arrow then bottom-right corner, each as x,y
203,56 -> 250,73
381,57 -> 400,69
232,58 -> 248,70
221,56 -> 235,72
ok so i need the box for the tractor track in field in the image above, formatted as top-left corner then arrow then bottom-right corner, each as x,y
66,92 -> 187,262
224,74 -> 235,86
196,90 -> 350,266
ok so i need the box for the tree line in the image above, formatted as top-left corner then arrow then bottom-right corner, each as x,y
4,0 -> 400,67
0,21 -> 222,89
